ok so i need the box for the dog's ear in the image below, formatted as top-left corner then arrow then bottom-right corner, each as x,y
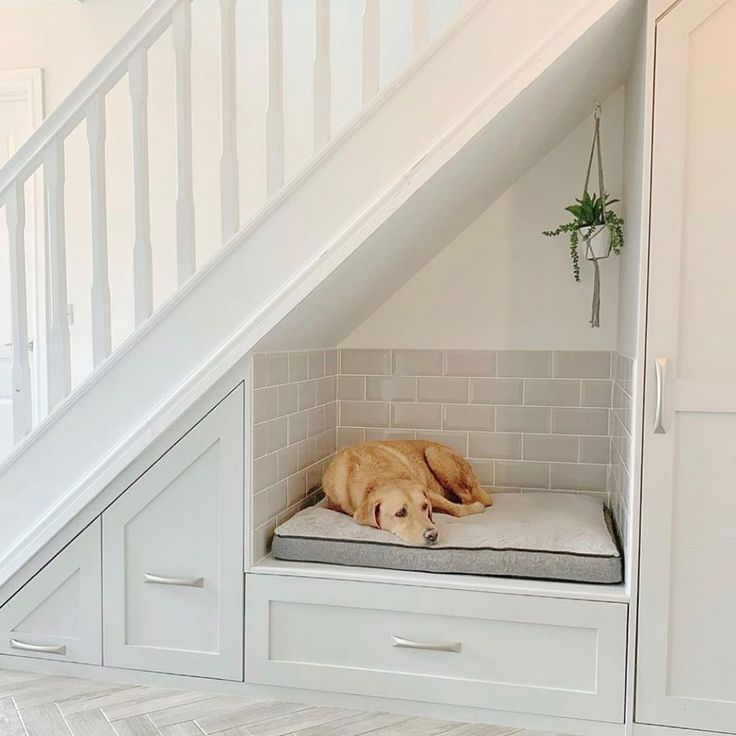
354,497 -> 381,528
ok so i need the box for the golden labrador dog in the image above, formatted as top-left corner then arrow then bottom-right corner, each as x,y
322,440 -> 492,545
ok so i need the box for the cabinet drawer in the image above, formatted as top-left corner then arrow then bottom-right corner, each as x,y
103,385 -> 244,680
246,574 -> 627,722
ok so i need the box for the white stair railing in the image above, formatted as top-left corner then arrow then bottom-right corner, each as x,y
0,0 -> 468,453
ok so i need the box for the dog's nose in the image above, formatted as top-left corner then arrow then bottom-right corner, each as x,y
424,528 -> 438,544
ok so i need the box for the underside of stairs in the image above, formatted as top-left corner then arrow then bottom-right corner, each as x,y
0,0 -> 641,603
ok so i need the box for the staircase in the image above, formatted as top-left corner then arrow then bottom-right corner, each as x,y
0,0 -> 639,595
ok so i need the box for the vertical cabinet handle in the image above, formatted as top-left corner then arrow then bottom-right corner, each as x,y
391,634 -> 462,653
654,357 -> 667,434
10,638 -> 66,655
143,573 -> 203,587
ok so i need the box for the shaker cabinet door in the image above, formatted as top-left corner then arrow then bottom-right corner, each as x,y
0,520 -> 101,665
103,384 -> 244,681
637,1 -> 736,732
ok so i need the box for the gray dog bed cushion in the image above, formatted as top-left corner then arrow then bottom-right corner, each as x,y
272,492 -> 622,584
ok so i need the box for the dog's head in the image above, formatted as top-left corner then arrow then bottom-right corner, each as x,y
353,479 -> 438,546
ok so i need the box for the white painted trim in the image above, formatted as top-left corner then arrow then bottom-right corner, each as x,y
249,558 -> 630,604
0,0 -> 628,592
0,652 -> 626,736
653,0 -> 684,21
0,68 -> 46,422
622,5 -> 656,736
243,354 -> 253,572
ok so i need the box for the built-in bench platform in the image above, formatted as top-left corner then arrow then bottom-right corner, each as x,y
272,492 -> 622,585
248,513 -> 628,727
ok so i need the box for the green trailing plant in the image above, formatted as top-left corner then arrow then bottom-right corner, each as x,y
543,191 -> 624,282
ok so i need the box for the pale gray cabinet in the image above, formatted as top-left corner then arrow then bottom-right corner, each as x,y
0,520 -> 102,665
636,0 -> 736,731
102,384 -> 244,681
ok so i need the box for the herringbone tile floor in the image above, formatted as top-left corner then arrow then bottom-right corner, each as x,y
0,668 -> 562,736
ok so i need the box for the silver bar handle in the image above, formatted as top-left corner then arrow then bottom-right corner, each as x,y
10,638 -> 66,655
391,634 -> 461,653
654,357 -> 667,434
143,573 -> 203,588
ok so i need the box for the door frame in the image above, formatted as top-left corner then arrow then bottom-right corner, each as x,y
0,68 -> 47,422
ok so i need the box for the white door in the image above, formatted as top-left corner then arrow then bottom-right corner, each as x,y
0,69 -> 44,456
636,0 -> 736,732
103,384 -> 244,681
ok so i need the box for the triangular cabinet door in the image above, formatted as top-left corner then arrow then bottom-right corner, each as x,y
0,519 -> 102,665
103,384 -> 244,681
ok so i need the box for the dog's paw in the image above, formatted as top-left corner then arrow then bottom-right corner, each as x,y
467,501 -> 486,515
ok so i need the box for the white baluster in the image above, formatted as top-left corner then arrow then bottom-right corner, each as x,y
362,0 -> 380,105
129,47 -> 153,325
173,0 -> 195,284
313,0 -> 331,153
220,0 -> 239,241
44,140 -> 72,409
413,0 -> 429,56
266,0 -> 284,198
5,182 -> 33,440
86,94 -> 112,367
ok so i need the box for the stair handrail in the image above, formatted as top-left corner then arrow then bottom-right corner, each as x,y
0,0 -> 182,202
0,0 -> 466,453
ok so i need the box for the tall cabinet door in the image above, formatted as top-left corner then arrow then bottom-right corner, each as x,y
103,384 -> 244,681
637,0 -> 736,731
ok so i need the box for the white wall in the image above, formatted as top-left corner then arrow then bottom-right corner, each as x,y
0,1 -> 147,115
343,86 -> 626,350
0,0 -> 465,386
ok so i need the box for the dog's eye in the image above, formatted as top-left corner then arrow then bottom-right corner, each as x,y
395,507 -> 408,518
422,503 -> 428,511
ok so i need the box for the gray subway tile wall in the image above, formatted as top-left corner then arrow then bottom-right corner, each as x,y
366,376 -> 416,402
444,350 -> 496,377
469,378 -> 523,405
392,349 -> 444,376
252,350 -> 338,561
498,350 -> 553,378
609,354 -> 635,557
253,348 -> 623,562
338,349 -> 613,500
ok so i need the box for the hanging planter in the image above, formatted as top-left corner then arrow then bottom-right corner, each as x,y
585,224 -> 612,260
543,104 -> 624,328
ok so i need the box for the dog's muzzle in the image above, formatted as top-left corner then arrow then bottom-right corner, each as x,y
423,528 -> 438,545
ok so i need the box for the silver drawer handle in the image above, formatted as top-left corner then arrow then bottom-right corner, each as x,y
654,357 -> 667,434
391,634 -> 461,653
10,638 -> 66,655
143,573 -> 204,588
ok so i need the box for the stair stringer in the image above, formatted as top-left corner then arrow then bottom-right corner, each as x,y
0,0 -> 637,596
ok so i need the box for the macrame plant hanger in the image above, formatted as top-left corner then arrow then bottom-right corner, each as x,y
583,103 -> 608,328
